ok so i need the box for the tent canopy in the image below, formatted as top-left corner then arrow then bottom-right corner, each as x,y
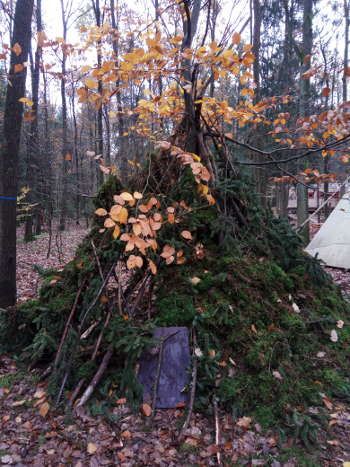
305,194 -> 350,269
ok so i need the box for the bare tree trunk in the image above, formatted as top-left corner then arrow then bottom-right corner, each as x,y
0,0 -> 34,307
343,0 -> 349,103
110,0 -> 127,175
71,79 -> 80,224
42,69 -> 54,257
58,0 -> 70,232
299,0 -> 313,118
103,104 -> 111,166
297,0 -> 313,243
276,182 -> 289,218
92,0 -> 104,186
252,0 -> 261,100
177,0 -> 202,155
251,0 -> 267,207
24,0 -> 42,241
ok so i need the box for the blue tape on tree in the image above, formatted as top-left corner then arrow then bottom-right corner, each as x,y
0,196 -> 16,200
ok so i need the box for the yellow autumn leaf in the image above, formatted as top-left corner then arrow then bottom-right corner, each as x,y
19,97 -> 34,106
104,218 -> 116,228
33,390 -> 46,399
95,208 -> 107,216
148,259 -> 157,275
127,255 -> 143,270
87,442 -> 97,454
39,402 -> 50,417
128,159 -> 140,167
197,184 -> 209,195
141,403 -> 152,416
85,78 -> 98,89
120,192 -> 134,201
181,230 -> 192,240
138,204 -> 150,213
232,32 -> 241,45
110,204 -> 122,221
113,195 -> 125,205
117,207 -> 128,224
132,223 -> 142,236
14,64 -> 24,72
113,225 -> 121,239
168,213 -> 175,224
161,245 -> 175,259
190,276 -> 201,285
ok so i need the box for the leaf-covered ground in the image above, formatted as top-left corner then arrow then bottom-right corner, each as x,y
1,226 -> 349,465
1,350 -> 350,466
16,226 -> 87,303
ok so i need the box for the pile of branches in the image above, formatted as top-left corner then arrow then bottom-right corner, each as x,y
1,148 -> 350,433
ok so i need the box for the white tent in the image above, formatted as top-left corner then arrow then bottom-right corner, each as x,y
305,193 -> 350,269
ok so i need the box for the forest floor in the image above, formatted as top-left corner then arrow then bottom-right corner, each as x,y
0,226 -> 350,466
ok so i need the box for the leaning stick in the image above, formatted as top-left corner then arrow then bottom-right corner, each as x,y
69,311 -> 112,407
54,279 -> 86,368
76,344 -> 113,407
178,330 -> 198,442
79,261 -> 116,330
213,398 -> 222,466
91,239 -> 104,281
92,311 -> 111,360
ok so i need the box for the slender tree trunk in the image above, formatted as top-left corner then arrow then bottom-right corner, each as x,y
252,0 -> 261,100
343,0 -> 349,103
92,0 -> 104,186
297,0 -> 313,243
42,67 -> 53,257
59,0 -> 70,231
110,0 -> 127,175
251,0 -> 266,207
104,104 -> 111,166
299,0 -> 313,118
0,0 -> 34,307
71,79 -> 80,224
25,0 -> 42,241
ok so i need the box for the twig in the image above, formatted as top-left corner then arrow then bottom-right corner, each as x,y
79,261 -> 117,330
150,338 -> 165,422
213,398 -> 222,466
92,311 -> 111,360
54,279 -> 86,368
69,311 -> 112,407
150,330 -> 180,422
39,365 -> 52,380
91,239 -> 104,281
128,272 -> 150,318
207,129 -> 350,166
178,330 -> 198,442
76,344 -> 113,407
56,370 -> 69,406
69,378 -> 86,407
